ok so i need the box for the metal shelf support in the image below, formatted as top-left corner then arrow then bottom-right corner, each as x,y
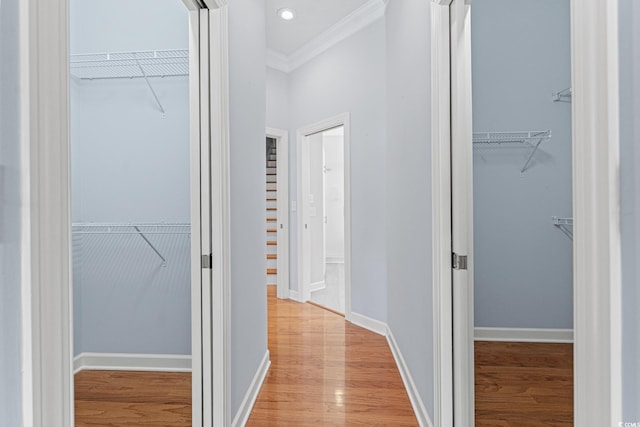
472,130 -> 552,173
552,87 -> 572,103
552,216 -> 573,240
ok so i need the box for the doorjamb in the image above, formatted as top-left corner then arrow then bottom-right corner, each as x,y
296,113 -> 352,321
266,127 -> 290,300
434,0 -> 623,426
19,0 -> 231,426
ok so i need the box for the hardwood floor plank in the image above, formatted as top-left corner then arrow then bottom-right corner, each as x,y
246,286 -> 418,426
475,341 -> 574,427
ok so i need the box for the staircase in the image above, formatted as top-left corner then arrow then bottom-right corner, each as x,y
266,143 -> 277,286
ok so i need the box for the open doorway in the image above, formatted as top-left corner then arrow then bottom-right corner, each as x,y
302,126 -> 346,314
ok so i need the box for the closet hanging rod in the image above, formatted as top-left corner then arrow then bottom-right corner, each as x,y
472,130 -> 552,173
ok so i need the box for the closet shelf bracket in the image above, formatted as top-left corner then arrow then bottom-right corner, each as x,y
135,56 -> 166,118
552,87 -> 572,103
133,225 -> 167,266
552,216 -> 573,240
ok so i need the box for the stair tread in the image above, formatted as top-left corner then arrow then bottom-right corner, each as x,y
266,189 -> 277,192
267,269 -> 277,274
267,254 -> 277,259
266,198 -> 277,201
266,218 -> 276,222
266,173 -> 277,176
267,241 -> 277,245
266,229 -> 277,233
266,207 -> 277,211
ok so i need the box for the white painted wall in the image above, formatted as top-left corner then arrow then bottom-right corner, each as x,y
286,18 -> 387,322
70,0 -> 191,356
228,0 -> 269,417
323,133 -> 345,260
619,0 -> 640,418
471,0 -> 572,330
0,0 -> 22,423
266,67 -> 289,131
385,0 -> 434,417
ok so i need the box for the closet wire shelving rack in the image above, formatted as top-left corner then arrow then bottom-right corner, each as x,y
472,130 -> 552,173
552,217 -> 573,240
70,49 -> 189,117
552,87 -> 572,103
72,223 -> 191,267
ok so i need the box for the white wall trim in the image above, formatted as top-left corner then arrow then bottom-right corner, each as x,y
386,328 -> 434,427
430,0 -> 453,426
474,327 -> 574,343
571,0 -> 622,424
325,256 -> 345,264
19,0 -> 73,424
266,127 -> 291,301
288,289 -> 303,303
231,351 -> 271,427
349,312 -> 387,337
73,353 -> 192,375
266,0 -> 386,73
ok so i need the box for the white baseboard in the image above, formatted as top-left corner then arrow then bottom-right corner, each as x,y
386,329 -> 434,427
73,352 -> 192,375
289,289 -> 304,302
349,312 -> 388,336
474,327 -> 574,343
231,350 -> 271,427
309,280 -> 326,292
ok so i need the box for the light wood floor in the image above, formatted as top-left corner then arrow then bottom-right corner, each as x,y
74,370 -> 191,426
475,341 -> 574,426
73,290 -> 573,426
246,286 -> 418,426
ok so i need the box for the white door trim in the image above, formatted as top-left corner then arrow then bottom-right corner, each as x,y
19,1 -> 231,426
296,113 -> 352,321
266,127 -> 291,300
430,1 -> 454,426
437,0 -> 624,426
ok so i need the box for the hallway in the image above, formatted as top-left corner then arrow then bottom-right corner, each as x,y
247,286 -> 418,426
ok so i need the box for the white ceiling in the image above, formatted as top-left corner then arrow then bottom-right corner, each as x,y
266,0 -> 370,56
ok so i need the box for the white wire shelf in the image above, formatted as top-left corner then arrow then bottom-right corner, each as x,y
72,222 -> 191,267
70,50 -> 189,80
552,216 -> 573,240
472,130 -> 552,173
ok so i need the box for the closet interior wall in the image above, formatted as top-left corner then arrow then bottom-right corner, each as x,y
471,0 -> 573,331
70,0 -> 191,356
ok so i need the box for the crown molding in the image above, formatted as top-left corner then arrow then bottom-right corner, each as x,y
266,0 -> 386,74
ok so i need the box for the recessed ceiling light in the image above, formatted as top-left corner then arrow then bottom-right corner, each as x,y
277,8 -> 296,21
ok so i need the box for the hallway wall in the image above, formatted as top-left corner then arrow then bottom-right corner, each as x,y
385,0 -> 434,418
276,18 -> 388,322
0,0 -> 22,423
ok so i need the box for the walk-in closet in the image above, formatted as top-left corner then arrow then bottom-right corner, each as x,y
70,0 -> 192,424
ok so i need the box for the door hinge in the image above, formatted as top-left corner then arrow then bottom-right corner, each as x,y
452,253 -> 468,270
201,254 -> 212,269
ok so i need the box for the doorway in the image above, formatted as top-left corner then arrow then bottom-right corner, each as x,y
67,1 -> 227,425
297,115 -> 352,317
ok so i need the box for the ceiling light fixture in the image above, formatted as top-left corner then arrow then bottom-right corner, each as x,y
277,8 -> 296,21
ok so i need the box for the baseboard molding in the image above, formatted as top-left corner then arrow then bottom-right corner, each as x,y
349,312 -> 388,336
386,329 -> 434,427
231,350 -> 271,427
289,289 -> 304,302
73,352 -> 192,375
309,280 -> 326,292
474,327 -> 574,343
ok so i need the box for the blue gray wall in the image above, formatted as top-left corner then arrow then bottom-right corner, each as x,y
70,0 -> 191,355
471,0 -> 573,329
286,18 -> 388,321
228,0 -> 269,416
619,0 -> 640,418
385,0 -> 434,417
0,0 -> 22,423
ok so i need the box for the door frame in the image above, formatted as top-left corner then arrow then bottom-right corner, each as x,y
431,0 -> 623,426
266,127 -> 291,300
296,113 -> 352,320
18,0 -> 231,425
